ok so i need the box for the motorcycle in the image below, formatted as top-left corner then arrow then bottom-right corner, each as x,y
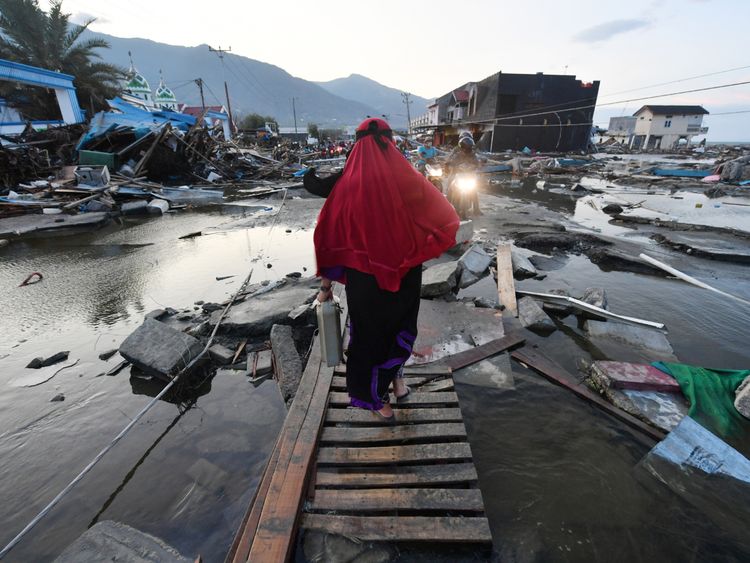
446,163 -> 478,219
424,162 -> 444,193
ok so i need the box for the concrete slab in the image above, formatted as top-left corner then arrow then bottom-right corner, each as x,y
454,220 -> 474,246
455,353 -> 515,390
735,376 -> 750,419
54,520 -> 191,563
0,212 -> 110,239
590,361 -> 681,393
585,320 -> 677,363
658,231 -> 750,263
620,389 -> 687,432
211,282 -> 315,335
119,318 -> 203,379
270,324 -> 303,401
517,296 -> 556,334
510,246 -> 537,279
420,260 -> 459,297
410,299 -> 504,364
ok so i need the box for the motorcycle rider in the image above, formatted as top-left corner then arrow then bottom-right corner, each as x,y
416,136 -> 439,174
445,133 -> 482,215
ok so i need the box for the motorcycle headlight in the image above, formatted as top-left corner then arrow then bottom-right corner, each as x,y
457,176 -> 477,192
429,168 -> 443,178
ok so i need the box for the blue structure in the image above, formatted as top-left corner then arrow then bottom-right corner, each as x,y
0,58 -> 84,134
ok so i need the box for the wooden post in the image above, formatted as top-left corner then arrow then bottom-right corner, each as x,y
496,243 -> 517,317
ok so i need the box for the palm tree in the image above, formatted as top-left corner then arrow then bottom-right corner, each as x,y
0,0 -> 124,119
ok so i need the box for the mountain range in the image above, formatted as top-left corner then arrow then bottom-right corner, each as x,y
84,31 -> 431,128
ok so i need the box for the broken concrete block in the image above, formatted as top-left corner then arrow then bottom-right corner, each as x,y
270,324 -> 303,401
248,349 -> 274,377
510,246 -> 537,279
590,361 -> 681,393
735,376 -> 750,419
459,244 -> 492,276
119,318 -> 203,379
585,321 -> 675,360
517,297 -> 556,334
54,520 -> 191,563
210,283 -> 315,335
454,220 -> 474,246
421,260 -> 459,297
289,303 -> 314,322
208,344 -> 235,365
145,308 -> 166,320
26,351 -> 70,369
580,287 -> 608,310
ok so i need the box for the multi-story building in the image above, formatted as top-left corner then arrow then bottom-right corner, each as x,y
411,71 -> 599,152
629,105 -> 709,150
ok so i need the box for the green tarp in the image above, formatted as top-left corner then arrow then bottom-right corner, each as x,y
653,362 -> 750,444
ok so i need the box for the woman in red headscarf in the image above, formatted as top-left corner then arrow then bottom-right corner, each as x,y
305,118 -> 460,420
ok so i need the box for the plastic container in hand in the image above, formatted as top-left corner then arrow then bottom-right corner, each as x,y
316,299 -> 342,367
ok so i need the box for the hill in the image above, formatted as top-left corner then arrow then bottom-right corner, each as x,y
83,31 -> 378,128
316,74 -> 431,126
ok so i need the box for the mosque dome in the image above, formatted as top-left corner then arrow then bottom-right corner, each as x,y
155,77 -> 178,107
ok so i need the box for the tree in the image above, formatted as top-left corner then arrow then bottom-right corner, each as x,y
0,0 -> 125,118
239,113 -> 278,131
307,122 -> 319,139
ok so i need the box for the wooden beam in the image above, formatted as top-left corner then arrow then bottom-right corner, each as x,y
496,242 -> 517,316
320,423 -> 467,444
326,407 -> 464,425
301,514 -> 492,543
310,488 -> 485,512
511,348 -> 666,442
318,442 -> 473,466
442,332 -> 525,371
314,463 -> 478,488
328,391 -> 459,407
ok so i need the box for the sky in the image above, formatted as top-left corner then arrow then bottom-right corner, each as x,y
58,0 -> 750,140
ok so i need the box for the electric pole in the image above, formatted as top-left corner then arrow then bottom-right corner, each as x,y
291,97 -> 299,134
194,78 -> 206,110
401,92 -> 413,136
208,46 -> 235,132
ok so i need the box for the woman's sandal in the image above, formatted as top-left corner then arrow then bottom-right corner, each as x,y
375,407 -> 396,424
395,386 -> 411,403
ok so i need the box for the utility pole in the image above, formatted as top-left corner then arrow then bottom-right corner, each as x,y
401,92 -> 413,136
208,46 -> 235,132
194,78 -> 206,110
291,97 -> 299,134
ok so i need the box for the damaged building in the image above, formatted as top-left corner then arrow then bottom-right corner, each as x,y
412,71 -> 599,153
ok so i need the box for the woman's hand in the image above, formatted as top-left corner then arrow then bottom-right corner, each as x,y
317,278 -> 333,303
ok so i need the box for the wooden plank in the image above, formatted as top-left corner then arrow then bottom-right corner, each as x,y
326,407 -> 464,425
496,242 -> 517,316
310,488 -> 485,512
331,375 -> 427,390
511,348 -> 666,442
334,364 -> 452,376
420,379 -> 455,392
314,463 -> 478,488
320,423 -> 466,444
328,391 -> 459,407
301,514 -> 492,543
443,332 -> 525,371
318,442 -> 472,466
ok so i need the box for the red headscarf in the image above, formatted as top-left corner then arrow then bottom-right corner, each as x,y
314,118 -> 460,292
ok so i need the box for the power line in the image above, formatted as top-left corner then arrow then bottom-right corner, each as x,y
600,64 -> 750,97
707,109 -> 750,116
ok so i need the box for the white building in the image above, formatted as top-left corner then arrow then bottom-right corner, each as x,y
629,105 -> 709,150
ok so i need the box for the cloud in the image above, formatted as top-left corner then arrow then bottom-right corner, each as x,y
71,12 -> 111,26
574,19 -> 649,43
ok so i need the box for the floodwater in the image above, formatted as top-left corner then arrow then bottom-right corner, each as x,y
1,181 -> 749,561
0,203 -> 316,561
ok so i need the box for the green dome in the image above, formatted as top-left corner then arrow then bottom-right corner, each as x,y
124,68 -> 151,94
155,79 -> 177,103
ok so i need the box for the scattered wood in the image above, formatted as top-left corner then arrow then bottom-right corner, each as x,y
496,242 -> 518,316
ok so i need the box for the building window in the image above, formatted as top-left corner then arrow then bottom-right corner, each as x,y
665,120 -> 671,128
666,115 -> 673,119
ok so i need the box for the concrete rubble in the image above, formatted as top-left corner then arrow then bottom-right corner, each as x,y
735,376 -> 750,420
457,244 -> 492,288
119,318 -> 204,379
420,260 -> 460,297
517,296 -> 556,334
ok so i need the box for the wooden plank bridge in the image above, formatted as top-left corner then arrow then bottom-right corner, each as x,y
226,307 -> 517,561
